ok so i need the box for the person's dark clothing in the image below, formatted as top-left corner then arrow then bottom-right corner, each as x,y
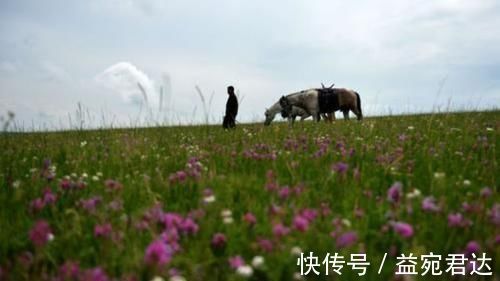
223,93 -> 238,129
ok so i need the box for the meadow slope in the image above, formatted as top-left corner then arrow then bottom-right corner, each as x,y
0,111 -> 499,280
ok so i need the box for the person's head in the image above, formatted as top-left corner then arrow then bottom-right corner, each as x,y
227,86 -> 234,95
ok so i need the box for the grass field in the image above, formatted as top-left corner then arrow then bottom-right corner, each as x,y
0,111 -> 498,280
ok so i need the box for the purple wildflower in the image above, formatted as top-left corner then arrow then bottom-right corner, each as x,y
108,200 -> 123,212
392,221 -> 414,238
387,182 -> 403,203
448,213 -> 464,227
278,186 -> 291,200
488,204 -> 500,225
258,238 -> 273,252
144,240 -> 172,266
81,267 -> 108,281
30,198 -> 45,212
57,261 -> 80,280
331,162 -> 349,175
273,223 -> 290,237
293,215 -> 309,232
163,213 -> 183,230
161,228 -> 180,244
211,233 -> 227,249
29,220 -> 53,247
228,256 -> 245,269
243,212 -> 257,226
421,196 -> 440,212
94,223 -> 113,238
480,187 -> 492,198
42,188 -> 57,204
300,208 -> 318,222
179,218 -> 199,235
465,241 -> 480,257
79,196 -> 102,213
336,231 -> 358,248
104,179 -> 123,191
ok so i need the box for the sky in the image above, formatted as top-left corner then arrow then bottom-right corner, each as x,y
0,0 -> 499,130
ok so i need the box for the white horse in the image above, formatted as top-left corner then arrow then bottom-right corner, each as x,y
264,101 -> 311,126
279,88 -> 362,125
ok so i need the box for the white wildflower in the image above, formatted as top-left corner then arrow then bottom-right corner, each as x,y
251,256 -> 265,268
434,172 -> 445,179
223,217 -> 234,224
342,218 -> 351,228
236,265 -> 253,278
150,276 -> 164,281
203,195 -> 216,204
293,272 -> 305,280
80,141 -> 87,147
12,180 -> 21,188
221,209 -> 232,218
406,189 -> 421,199
463,180 -> 471,186
290,246 -> 302,256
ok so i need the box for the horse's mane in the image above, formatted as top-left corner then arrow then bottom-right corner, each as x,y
286,88 -> 316,97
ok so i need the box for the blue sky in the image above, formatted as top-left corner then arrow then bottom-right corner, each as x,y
1,0 -> 499,129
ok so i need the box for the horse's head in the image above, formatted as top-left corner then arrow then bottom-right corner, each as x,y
264,108 -> 275,126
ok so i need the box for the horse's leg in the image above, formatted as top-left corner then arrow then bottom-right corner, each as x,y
322,113 -> 330,123
353,109 -> 362,120
322,113 -> 330,122
343,110 -> 349,120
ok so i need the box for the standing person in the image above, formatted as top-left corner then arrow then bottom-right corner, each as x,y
223,85 -> 238,129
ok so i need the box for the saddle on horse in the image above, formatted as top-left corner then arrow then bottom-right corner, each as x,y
317,88 -> 339,113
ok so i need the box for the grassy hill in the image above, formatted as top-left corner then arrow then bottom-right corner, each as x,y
0,111 -> 498,280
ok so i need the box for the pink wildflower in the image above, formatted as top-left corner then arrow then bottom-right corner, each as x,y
387,182 -> 403,203
336,231 -> 358,248
228,256 -> 245,269
421,196 -> 440,212
448,213 -> 464,227
29,220 -> 53,247
273,223 -> 290,237
293,215 -> 309,232
243,212 -> 257,226
94,223 -> 113,238
392,221 -> 414,238
144,240 -> 172,266
211,233 -> 227,249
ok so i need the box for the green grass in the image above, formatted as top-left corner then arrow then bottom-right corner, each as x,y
0,111 -> 498,280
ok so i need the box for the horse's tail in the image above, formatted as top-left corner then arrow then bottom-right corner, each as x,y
355,91 -> 363,120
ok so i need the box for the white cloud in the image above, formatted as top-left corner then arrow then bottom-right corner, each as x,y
95,62 -> 158,107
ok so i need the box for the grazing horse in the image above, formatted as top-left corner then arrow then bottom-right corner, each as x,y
264,99 -> 333,126
264,101 -> 311,126
279,87 -> 362,124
